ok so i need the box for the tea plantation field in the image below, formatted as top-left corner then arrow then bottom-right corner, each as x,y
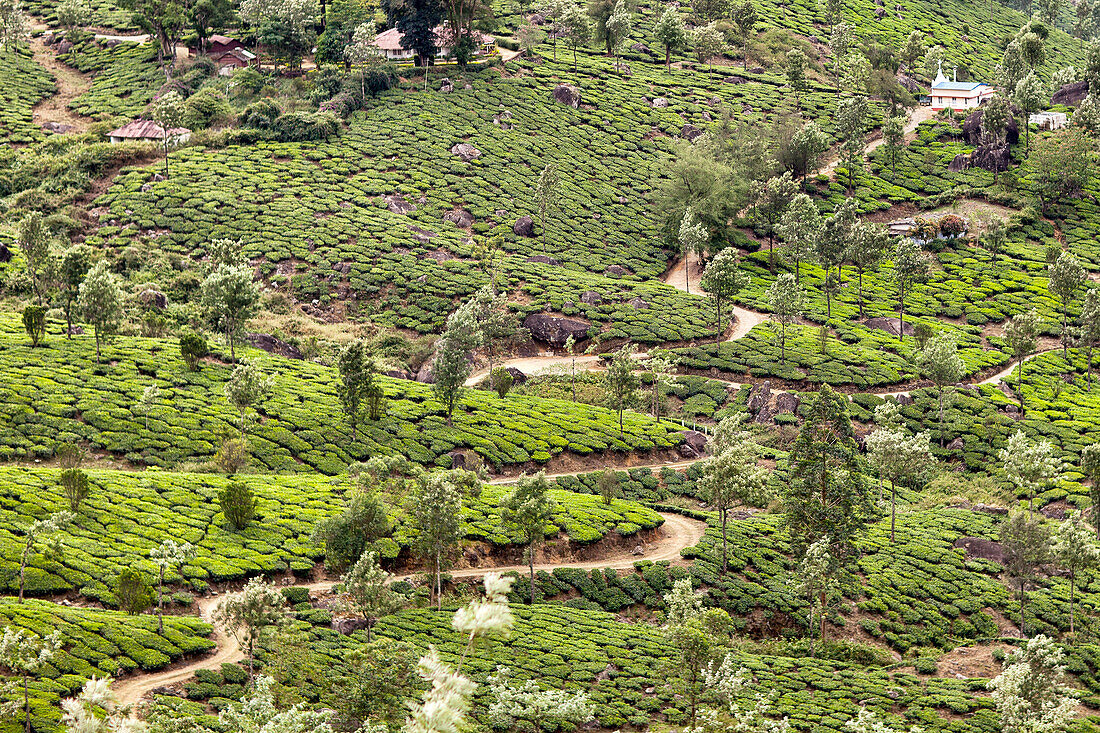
0,598 -> 212,733
0,45 -> 55,145
0,315 -> 682,471
0,465 -> 663,602
256,604 -> 1008,733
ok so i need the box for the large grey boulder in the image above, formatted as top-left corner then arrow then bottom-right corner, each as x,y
552,84 -> 581,108
450,143 -> 482,161
513,216 -> 535,237
523,313 -> 591,346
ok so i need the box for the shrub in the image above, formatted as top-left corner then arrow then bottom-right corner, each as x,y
214,435 -> 250,475
115,568 -> 153,614
22,305 -> 46,347
60,468 -> 90,512
218,480 -> 257,530
490,368 -> 513,398
239,99 -> 282,130
179,333 -> 208,371
184,89 -> 232,130
272,112 -> 339,142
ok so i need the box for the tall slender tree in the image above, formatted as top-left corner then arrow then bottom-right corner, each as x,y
502,472 -> 555,604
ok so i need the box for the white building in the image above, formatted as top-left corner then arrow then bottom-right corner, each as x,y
1029,111 -> 1068,130
929,62 -> 995,111
371,26 -> 495,61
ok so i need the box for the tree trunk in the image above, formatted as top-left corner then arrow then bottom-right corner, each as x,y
715,298 -> 723,346
1020,580 -> 1027,637
158,568 -> 165,633
1063,304 -> 1069,360
95,329 -> 102,364
665,46 -> 670,71
571,357 -> 576,402
858,268 -> 864,317
684,254 -> 691,293
529,545 -> 536,605
19,551 -> 27,602
23,676 -> 30,733
65,302 -> 73,340
819,589 -> 826,644
721,509 -> 728,573
890,480 -> 896,543
939,389 -> 945,448
1070,575 -> 1076,635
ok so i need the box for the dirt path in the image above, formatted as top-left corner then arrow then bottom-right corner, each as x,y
660,252 -> 769,340
110,511 -> 708,712
28,35 -> 93,134
818,106 -> 936,177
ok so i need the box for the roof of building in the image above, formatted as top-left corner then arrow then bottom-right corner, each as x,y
108,120 -> 190,139
932,80 -> 987,92
212,46 -> 257,62
208,34 -> 241,46
372,26 -> 494,52
930,61 -> 989,92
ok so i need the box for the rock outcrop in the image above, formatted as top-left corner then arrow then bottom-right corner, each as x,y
523,313 -> 591,345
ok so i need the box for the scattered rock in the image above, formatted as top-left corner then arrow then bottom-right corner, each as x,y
151,687 -> 181,698
384,194 -> 416,214
141,183 -> 154,193
0,243 -> 12,263
962,109 -> 1019,146
970,144 -> 1011,174
1041,503 -> 1069,519
947,437 -> 965,451
504,366 -> 528,385
680,124 -> 703,141
579,291 -> 603,305
896,394 -> 914,406
137,289 -> 168,310
447,450 -> 467,469
605,264 -> 630,276
384,369 -> 413,380
523,313 -> 591,346
753,407 -> 775,425
775,392 -> 799,414
67,325 -> 84,336
953,537 -> 1004,563
747,381 -> 771,413
493,109 -> 513,129
947,153 -> 970,172
246,332 -> 303,359
552,84 -> 581,108
1052,79 -> 1089,107
1005,404 -> 1019,415
630,42 -> 652,54
632,545 -> 645,556
651,97 -> 669,108
707,96 -> 721,106
450,143 -> 481,161
529,13 -> 546,23
443,208 -> 475,228
417,361 -> 435,384
56,40 -> 73,54
701,111 -> 712,121
440,78 -> 454,93
332,617 -> 374,635
865,317 -> 915,337
723,76 -> 748,84
628,297 -> 648,309
679,430 -> 708,458
40,121 -> 73,134
514,215 -> 535,237
747,66 -> 764,74
970,503 -> 1009,516
526,254 -> 561,266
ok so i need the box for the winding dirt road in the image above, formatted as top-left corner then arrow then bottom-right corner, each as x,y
110,511 -> 707,712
